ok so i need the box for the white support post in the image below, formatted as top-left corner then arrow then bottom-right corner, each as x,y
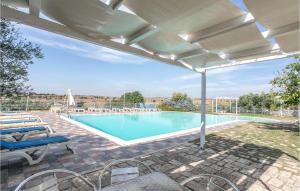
215,97 -> 218,113
280,101 -> 283,117
123,91 -> 126,109
200,70 -> 206,149
211,100 -> 214,113
25,94 -> 29,112
229,99 -> 232,113
235,98 -> 238,115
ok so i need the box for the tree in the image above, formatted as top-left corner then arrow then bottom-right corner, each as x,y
159,92 -> 196,111
120,91 -> 144,104
171,92 -> 188,103
238,92 -> 276,112
271,57 -> 300,107
0,19 -> 43,97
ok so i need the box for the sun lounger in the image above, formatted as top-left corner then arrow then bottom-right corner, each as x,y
0,115 -> 35,120
0,112 -> 31,117
14,169 -> 96,191
0,122 -> 49,129
0,136 -> 73,165
0,126 -> 51,141
0,118 -> 38,124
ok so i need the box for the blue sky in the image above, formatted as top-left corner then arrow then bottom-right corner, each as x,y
16,23 -> 295,99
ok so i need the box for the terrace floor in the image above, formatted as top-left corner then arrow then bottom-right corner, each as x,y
1,112 -> 299,191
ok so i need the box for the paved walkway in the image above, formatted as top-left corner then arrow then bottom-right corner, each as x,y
84,123 -> 300,191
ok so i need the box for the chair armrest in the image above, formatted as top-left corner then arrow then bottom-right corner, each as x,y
180,174 -> 240,191
98,159 -> 152,190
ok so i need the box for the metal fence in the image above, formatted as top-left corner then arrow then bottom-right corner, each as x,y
0,98 -> 54,111
238,107 -> 299,117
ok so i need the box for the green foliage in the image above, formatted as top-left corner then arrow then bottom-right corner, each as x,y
0,19 -> 43,97
171,92 -> 188,103
159,92 -> 196,112
0,96 -> 52,111
120,91 -> 144,104
76,101 -> 85,108
238,92 -> 275,110
271,57 -> 300,107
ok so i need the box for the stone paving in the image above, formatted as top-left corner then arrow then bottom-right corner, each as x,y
1,112 -> 299,190
1,112 -> 231,190
85,123 -> 300,191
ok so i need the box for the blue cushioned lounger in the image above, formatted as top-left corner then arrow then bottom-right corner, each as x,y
0,126 -> 51,141
0,126 -> 46,135
0,118 -> 37,124
0,136 -> 69,150
0,136 -> 73,165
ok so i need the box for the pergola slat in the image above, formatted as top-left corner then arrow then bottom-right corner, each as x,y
1,0 -> 298,70
244,0 -> 300,53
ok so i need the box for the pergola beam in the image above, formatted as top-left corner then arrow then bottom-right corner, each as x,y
1,5 -> 185,69
108,0 -> 124,10
125,25 -> 159,45
176,48 -> 207,60
226,45 -> 278,60
263,22 -> 300,38
188,13 -> 255,43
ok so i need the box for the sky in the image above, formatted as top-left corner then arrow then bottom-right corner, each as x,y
13,0 -> 295,99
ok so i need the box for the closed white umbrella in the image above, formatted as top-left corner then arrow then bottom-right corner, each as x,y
67,89 -> 76,108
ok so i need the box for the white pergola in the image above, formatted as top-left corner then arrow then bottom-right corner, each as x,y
1,0 -> 299,149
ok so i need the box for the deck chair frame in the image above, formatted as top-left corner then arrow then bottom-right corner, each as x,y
98,158 -> 153,190
0,126 -> 53,141
180,174 -> 240,191
14,169 -> 97,191
1,141 -> 73,165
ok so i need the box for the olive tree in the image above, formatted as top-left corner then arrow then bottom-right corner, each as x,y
0,19 -> 43,97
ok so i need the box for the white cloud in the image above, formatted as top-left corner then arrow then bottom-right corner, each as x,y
179,84 -> 202,89
207,66 -> 241,75
207,83 -> 271,98
112,81 -> 138,89
173,73 -> 201,81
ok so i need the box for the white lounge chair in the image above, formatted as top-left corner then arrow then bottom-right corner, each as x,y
0,121 -> 49,130
0,125 -> 53,141
0,114 -> 35,120
0,112 -> 31,117
1,136 -> 73,165
0,118 -> 38,125
14,169 -> 96,191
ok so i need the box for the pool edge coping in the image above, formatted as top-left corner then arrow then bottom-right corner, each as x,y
60,114 -> 245,146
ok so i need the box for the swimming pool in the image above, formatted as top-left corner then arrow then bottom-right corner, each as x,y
65,112 -> 273,145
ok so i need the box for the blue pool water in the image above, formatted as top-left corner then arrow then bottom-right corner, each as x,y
70,112 -> 271,141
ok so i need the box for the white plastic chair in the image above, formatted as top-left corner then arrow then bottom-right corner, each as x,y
98,159 -> 153,190
14,169 -> 97,191
180,174 -> 240,191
